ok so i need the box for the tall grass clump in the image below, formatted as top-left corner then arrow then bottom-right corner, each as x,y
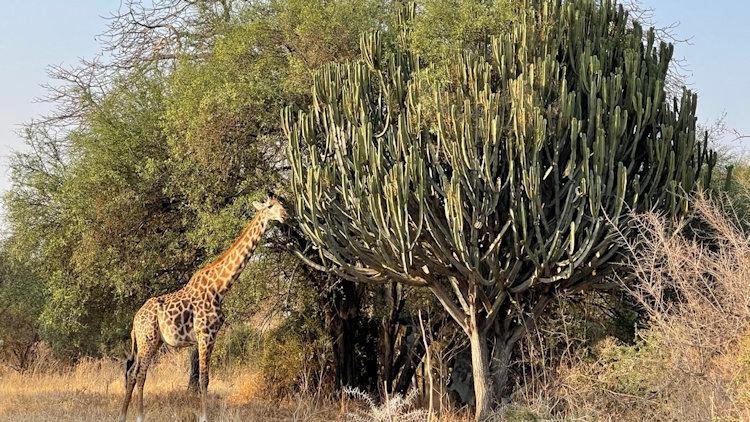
343,387 -> 428,422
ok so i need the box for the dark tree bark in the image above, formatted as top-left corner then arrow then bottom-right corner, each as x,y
321,278 -> 366,390
188,347 -> 200,392
378,282 -> 406,393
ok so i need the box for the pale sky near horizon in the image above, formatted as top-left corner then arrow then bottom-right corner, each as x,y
1,1 -> 749,211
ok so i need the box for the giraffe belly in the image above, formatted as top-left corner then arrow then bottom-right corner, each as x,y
158,315 -> 197,347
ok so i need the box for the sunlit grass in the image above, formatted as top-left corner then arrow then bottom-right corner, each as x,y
0,348 -> 339,422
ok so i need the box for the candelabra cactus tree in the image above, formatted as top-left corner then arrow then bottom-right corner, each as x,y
285,0 -> 714,419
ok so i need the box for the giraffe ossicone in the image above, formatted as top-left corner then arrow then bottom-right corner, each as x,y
118,197 -> 288,422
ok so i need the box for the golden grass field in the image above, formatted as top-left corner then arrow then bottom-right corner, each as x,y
0,349 -> 341,422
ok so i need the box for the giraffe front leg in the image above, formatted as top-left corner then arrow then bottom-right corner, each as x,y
197,331 -> 217,422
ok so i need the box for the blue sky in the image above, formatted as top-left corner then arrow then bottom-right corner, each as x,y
0,0 -> 748,199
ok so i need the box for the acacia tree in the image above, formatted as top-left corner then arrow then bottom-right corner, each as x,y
286,0 -> 714,419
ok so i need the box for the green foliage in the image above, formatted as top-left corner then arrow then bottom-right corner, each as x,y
165,20 -> 284,217
272,0 -> 393,93
5,71 -> 193,355
594,334 -> 670,398
409,0 -> 516,63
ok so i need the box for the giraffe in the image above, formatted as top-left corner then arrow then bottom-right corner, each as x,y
118,197 -> 288,422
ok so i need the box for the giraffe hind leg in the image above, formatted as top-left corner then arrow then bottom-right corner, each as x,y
121,301 -> 160,422
118,352 -> 139,421
125,356 -> 135,383
134,339 -> 161,422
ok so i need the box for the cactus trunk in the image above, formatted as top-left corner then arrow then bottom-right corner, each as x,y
469,323 -> 491,422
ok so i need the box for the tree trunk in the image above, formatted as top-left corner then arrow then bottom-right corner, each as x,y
490,332 -> 515,397
468,325 -> 492,422
489,295 -> 552,397
307,269 -> 368,391
393,333 -> 425,395
378,283 -> 405,393
378,321 -> 394,393
329,312 -> 357,389
188,348 -> 199,392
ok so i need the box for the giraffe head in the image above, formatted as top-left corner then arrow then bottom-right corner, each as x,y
253,197 -> 289,223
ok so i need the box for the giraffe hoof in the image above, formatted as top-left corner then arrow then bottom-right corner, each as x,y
136,416 -> 143,422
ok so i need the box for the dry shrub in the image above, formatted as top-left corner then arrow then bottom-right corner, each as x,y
11,342 -> 65,375
0,309 -> 39,372
508,295 -> 616,421
619,193 -> 750,420
258,331 -> 313,396
506,193 -> 750,421
212,316 -> 330,401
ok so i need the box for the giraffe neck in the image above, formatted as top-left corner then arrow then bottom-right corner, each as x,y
195,211 -> 269,298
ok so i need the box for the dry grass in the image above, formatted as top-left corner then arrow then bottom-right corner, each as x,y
0,348 -> 339,422
0,347 -> 469,422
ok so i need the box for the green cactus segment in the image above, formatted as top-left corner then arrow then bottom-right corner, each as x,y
285,0 -> 714,303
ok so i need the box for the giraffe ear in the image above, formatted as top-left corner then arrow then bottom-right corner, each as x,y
252,201 -> 264,210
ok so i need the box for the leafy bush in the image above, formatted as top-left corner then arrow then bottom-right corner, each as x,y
0,247 -> 44,371
212,324 -> 259,367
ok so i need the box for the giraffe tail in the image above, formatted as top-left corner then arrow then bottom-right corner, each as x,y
125,329 -> 137,383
